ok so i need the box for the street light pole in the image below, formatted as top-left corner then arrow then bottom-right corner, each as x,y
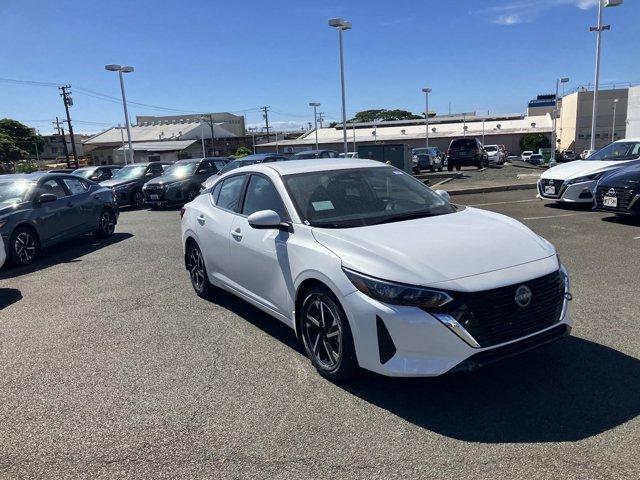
309,102 -> 320,150
329,18 -> 351,156
105,64 -> 135,164
552,77 -> 570,160
612,98 -> 619,141
589,0 -> 623,152
422,88 -> 431,149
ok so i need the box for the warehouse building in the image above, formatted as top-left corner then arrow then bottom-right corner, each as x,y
256,112 -> 553,155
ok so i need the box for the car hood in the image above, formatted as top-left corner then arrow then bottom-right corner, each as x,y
597,164 -> 640,186
144,176 -> 190,186
311,208 -> 555,287
100,178 -> 140,188
541,159 -> 638,180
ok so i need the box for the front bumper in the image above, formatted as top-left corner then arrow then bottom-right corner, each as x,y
537,179 -> 596,203
341,268 -> 571,377
143,185 -> 187,206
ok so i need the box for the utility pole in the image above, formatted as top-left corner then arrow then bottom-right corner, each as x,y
317,112 -> 325,128
208,114 -> 215,155
261,106 -> 270,139
59,85 -> 79,168
34,130 -> 40,162
53,117 -> 70,167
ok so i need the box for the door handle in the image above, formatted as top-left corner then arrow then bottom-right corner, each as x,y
197,215 -> 205,225
231,228 -> 243,240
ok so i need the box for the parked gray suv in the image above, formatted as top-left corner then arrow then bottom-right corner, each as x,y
143,158 -> 229,206
0,173 -> 119,266
100,162 -> 172,208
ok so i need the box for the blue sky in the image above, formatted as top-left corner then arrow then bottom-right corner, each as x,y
0,0 -> 637,134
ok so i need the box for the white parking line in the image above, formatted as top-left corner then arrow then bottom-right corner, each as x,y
523,213 -> 583,220
634,236 -> 640,240
469,199 -> 537,207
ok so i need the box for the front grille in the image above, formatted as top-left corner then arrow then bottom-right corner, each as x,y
144,185 -> 165,200
452,271 -> 565,348
595,185 -> 636,212
538,179 -> 565,198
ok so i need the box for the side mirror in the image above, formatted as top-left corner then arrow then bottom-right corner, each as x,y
248,210 -> 291,231
435,189 -> 450,202
37,193 -> 58,204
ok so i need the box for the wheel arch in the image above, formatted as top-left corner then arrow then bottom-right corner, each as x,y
294,276 -> 345,340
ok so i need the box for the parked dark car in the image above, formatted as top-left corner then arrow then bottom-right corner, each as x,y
72,165 -> 122,182
290,149 -> 340,159
0,161 -> 16,175
48,168 -> 75,173
101,162 -> 173,208
561,150 -> 577,162
0,173 -> 119,266
594,165 -> 640,217
412,147 -> 445,172
143,158 -> 230,206
446,138 -> 487,171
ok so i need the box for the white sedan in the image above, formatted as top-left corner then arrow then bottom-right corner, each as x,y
538,139 -> 640,203
181,158 -> 571,379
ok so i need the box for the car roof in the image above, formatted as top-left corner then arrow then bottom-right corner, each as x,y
248,158 -> 386,176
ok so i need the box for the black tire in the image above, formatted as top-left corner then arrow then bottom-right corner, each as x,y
185,188 -> 199,203
186,240 -> 214,298
9,226 -> 39,266
447,163 -> 454,172
96,208 -> 116,238
131,189 -> 145,209
456,165 -> 461,171
429,164 -> 435,172
300,286 -> 358,381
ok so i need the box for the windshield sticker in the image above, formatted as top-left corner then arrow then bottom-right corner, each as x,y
312,200 -> 335,211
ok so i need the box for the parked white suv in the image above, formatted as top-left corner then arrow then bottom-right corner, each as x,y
521,151 -> 534,161
484,145 -> 504,165
538,139 -> 640,203
181,159 -> 571,380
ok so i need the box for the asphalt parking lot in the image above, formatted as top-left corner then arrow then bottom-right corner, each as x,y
1,191 -> 639,479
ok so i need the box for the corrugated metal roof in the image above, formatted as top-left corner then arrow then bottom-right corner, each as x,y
114,140 -> 197,152
84,121 -> 235,145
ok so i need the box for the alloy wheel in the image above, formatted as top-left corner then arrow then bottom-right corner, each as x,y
133,191 -> 144,208
14,232 -> 36,264
100,211 -> 115,235
187,245 -> 205,292
303,299 -> 342,370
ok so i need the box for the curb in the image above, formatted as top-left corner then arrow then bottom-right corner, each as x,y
447,183 -> 538,196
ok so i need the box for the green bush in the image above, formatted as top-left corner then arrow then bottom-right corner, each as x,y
234,146 -> 252,158
520,133 -> 551,153
15,162 -> 38,173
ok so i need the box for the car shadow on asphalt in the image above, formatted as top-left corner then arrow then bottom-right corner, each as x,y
0,288 -> 23,309
543,202 -> 593,212
600,215 -> 640,227
340,336 -> 640,443
0,232 -> 133,280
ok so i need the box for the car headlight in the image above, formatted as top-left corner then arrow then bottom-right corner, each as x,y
343,268 -> 453,308
567,172 -> 604,184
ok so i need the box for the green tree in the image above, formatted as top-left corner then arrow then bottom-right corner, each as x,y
520,133 -> 551,153
350,109 -> 422,123
0,119 -> 43,160
234,146 -> 252,158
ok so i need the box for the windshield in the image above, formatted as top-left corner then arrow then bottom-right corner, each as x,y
586,142 -> 640,161
113,165 -> 147,179
219,159 -> 257,175
485,146 -> 498,152
284,167 -> 456,228
162,162 -> 199,178
0,180 -> 36,205
73,167 -> 97,178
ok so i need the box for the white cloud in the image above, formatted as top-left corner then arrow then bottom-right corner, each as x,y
477,0 -> 599,26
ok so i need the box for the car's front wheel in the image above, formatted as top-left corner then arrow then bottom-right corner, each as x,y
131,189 -> 144,209
9,226 -> 39,266
96,208 -> 116,238
300,287 -> 357,381
186,241 -> 213,298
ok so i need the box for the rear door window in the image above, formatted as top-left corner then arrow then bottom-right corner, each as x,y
216,175 -> 246,212
62,177 -> 88,195
451,139 -> 477,149
40,178 -> 67,199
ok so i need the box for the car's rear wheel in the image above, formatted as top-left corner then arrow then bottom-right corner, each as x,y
9,226 -> 39,266
96,208 -> 116,238
300,287 -> 357,381
447,164 -> 454,172
131,189 -> 144,209
186,241 -> 213,298
429,163 -> 435,172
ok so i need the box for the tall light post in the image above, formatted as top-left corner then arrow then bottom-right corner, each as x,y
309,102 -> 320,150
105,64 -> 135,164
422,87 -> 431,148
328,18 -> 351,155
611,98 -> 619,141
551,77 -> 570,159
589,0 -> 623,152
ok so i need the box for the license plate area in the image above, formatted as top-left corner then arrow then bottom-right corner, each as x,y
544,185 -> 556,195
150,194 -> 159,201
603,196 -> 617,207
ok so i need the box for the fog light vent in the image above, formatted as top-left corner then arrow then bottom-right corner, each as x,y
376,316 -> 396,364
